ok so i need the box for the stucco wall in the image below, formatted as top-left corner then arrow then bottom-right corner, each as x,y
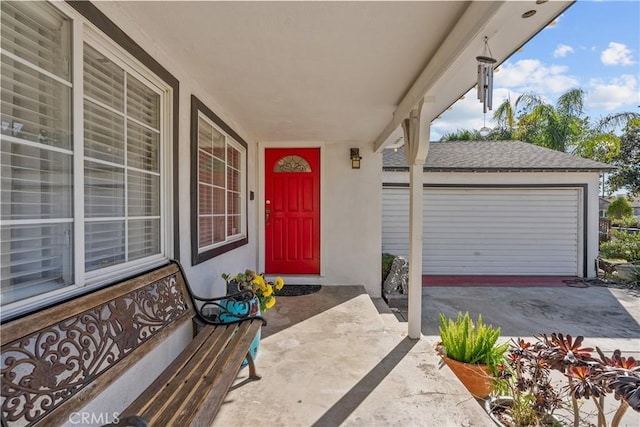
88,2 -> 262,301
71,2 -> 261,421
258,142 -> 383,297
383,170 -> 601,277
323,142 -> 382,296
71,3 -> 384,421
91,1 -> 384,299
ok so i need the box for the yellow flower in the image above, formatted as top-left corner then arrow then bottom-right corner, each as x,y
252,275 -> 267,291
265,296 -> 276,309
275,277 -> 284,290
263,284 -> 273,297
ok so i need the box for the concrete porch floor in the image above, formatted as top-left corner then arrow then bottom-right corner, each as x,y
214,284 -> 640,426
214,286 -> 490,426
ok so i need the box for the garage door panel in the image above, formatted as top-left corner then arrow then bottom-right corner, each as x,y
382,187 -> 580,276
424,252 -> 579,260
424,242 -> 578,252
427,258 -> 578,267
424,209 -> 579,218
424,233 -> 579,242
426,266 -> 575,275
424,221 -> 578,230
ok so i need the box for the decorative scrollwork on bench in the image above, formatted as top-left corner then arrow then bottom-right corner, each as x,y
1,274 -> 189,425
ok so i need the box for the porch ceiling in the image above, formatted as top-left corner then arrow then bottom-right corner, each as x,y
97,1 -> 572,147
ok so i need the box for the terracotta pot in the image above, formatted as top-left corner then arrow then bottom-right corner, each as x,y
442,355 -> 493,398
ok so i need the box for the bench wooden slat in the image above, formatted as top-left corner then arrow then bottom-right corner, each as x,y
148,321 -> 258,426
118,324 -> 227,417
172,321 -> 263,427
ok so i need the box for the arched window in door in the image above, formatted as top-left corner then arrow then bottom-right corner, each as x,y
274,155 -> 312,173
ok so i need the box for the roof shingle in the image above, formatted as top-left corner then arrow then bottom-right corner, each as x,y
382,140 -> 612,172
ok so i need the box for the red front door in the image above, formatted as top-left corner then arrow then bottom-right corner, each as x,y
265,148 -> 320,274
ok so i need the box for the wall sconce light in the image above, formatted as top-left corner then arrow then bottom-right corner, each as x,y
476,36 -> 497,114
350,148 -> 362,169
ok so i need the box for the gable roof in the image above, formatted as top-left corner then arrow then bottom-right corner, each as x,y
382,140 -> 612,172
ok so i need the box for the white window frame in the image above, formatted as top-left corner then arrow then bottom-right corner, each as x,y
1,2 -> 174,320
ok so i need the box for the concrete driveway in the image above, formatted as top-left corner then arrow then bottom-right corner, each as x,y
420,283 -> 640,426
420,284 -> 640,356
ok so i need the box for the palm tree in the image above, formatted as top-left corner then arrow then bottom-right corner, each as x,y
573,112 -> 639,163
514,88 -> 587,152
439,129 -> 483,141
438,88 -> 639,162
492,94 -> 517,139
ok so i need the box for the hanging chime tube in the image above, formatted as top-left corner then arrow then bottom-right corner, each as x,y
476,55 -> 497,113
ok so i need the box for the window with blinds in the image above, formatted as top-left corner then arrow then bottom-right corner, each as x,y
1,1 -> 169,310
195,110 -> 246,258
1,1 -> 73,304
83,44 -> 161,272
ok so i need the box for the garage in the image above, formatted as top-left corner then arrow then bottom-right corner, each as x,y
382,141 -> 610,277
382,186 -> 582,275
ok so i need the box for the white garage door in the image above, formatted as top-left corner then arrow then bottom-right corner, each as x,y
382,187 -> 581,275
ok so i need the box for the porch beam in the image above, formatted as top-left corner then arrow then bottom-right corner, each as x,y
402,100 -> 429,340
373,0 -> 504,153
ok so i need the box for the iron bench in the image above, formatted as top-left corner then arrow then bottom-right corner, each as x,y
1,260 -> 265,427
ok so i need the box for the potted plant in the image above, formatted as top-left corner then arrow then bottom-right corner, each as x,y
488,334 -> 640,427
222,270 -> 284,313
489,338 -> 563,427
216,270 -> 284,364
537,333 -> 639,427
438,311 -> 508,398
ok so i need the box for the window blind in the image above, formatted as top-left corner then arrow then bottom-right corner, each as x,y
1,1 -> 168,309
196,114 -> 245,251
1,1 -> 73,304
83,44 -> 160,272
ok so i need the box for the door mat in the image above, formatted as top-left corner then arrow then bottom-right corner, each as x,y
274,285 -> 322,296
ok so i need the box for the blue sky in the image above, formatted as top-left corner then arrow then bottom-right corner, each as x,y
431,0 -> 640,140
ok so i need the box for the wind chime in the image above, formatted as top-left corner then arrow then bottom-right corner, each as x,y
476,36 -> 497,114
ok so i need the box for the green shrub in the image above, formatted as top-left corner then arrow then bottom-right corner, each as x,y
599,230 -> 640,262
381,253 -> 395,283
607,197 -> 633,219
438,311 -> 508,374
611,215 -> 640,228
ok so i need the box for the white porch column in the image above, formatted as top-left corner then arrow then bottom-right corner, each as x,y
402,100 -> 429,340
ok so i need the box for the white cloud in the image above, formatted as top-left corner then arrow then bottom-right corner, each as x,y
496,59 -> 579,94
430,88 -> 525,140
430,88 -> 486,139
553,44 -> 574,58
586,74 -> 639,110
600,42 -> 635,66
